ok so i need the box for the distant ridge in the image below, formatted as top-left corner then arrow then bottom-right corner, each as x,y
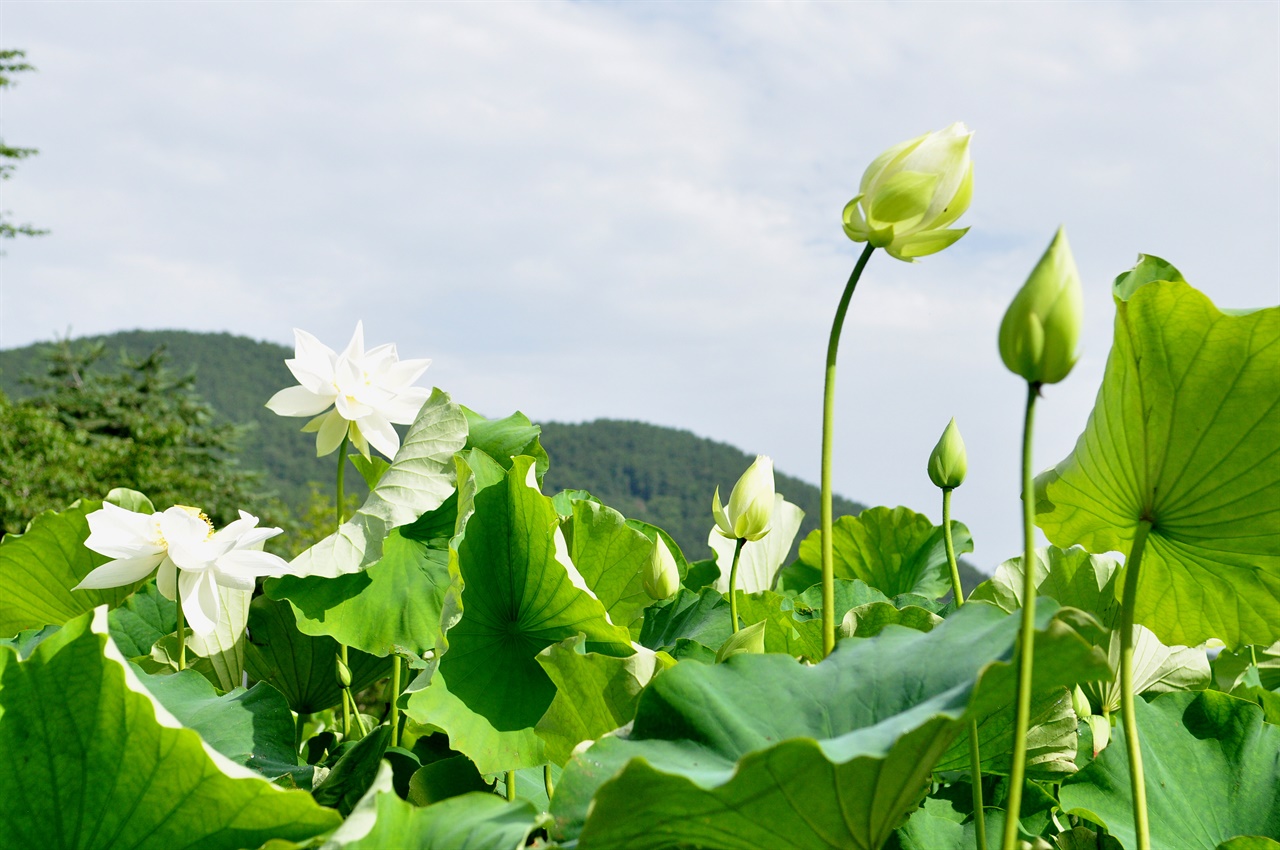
1,330 -> 985,591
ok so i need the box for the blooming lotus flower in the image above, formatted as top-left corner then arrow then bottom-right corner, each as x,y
712,455 -> 776,542
843,122 -> 974,262
76,503 -> 290,636
265,321 -> 432,459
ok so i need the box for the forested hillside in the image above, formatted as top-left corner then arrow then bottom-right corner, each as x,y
2,330 -> 985,588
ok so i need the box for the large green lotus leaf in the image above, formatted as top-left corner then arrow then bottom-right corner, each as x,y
535,634 -> 672,766
564,499 -> 656,635
1035,273 -> 1280,648
108,579 -> 177,657
461,406 -> 549,483
313,725 -> 392,816
551,600 -> 1110,850
311,763 -> 540,850
1061,691 -> 1280,848
0,489 -> 151,638
290,388 -> 467,579
841,601 -> 943,638
136,666 -> 312,786
789,506 -> 973,599
733,589 -> 826,660
268,531 -> 450,657
638,586 -> 734,655
894,798 -> 1045,850
1212,641 -> 1280,692
794,578 -> 895,619
968,547 -> 1209,713
403,454 -> 633,774
1217,840 -> 1280,850
935,687 -> 1080,778
969,545 -> 1123,626
0,609 -> 339,849
244,595 -> 391,714
707,496 -> 805,594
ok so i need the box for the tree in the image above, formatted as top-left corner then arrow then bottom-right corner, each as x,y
0,49 -> 46,240
0,340 -> 281,538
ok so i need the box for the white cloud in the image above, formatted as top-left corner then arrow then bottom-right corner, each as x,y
1,0 -> 1275,565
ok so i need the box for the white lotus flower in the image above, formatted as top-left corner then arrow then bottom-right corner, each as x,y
265,321 -> 432,459
76,504 -> 290,637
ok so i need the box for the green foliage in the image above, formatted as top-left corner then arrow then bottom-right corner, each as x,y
550,600 -> 1109,849
1060,691 -> 1280,848
1036,268 -> 1280,647
0,340 -> 280,536
0,611 -> 339,849
0,49 -> 44,240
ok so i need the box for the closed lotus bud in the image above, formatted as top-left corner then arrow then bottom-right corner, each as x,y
926,418 -> 967,490
1071,685 -> 1092,720
843,122 -> 974,262
712,456 -> 775,542
335,654 -> 352,688
715,620 -> 766,663
643,535 -> 681,600
998,227 -> 1084,385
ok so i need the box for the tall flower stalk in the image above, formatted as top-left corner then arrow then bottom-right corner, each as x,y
1118,520 -> 1154,850
928,418 -> 985,849
822,122 -> 975,657
996,228 -> 1083,849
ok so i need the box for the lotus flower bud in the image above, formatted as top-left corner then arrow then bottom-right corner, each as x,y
1071,685 -> 1092,720
643,535 -> 681,600
998,227 -> 1084,385
335,653 -> 352,688
842,122 -> 974,262
712,456 -> 775,542
715,620 -> 766,663
926,418 -> 967,490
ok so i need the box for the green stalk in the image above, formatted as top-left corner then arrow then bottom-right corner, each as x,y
1119,520 -> 1154,850
336,434 -> 352,738
1001,382 -> 1040,850
820,243 -> 876,657
506,770 -> 516,802
295,712 -> 309,753
389,656 -> 402,748
175,594 -> 187,671
942,488 -> 964,605
544,764 -> 555,800
728,538 -> 746,634
943,488 -> 986,850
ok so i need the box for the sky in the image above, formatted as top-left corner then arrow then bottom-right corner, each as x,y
1,1 -> 1277,569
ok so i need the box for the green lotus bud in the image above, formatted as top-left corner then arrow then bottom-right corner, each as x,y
843,122 -> 974,262
712,455 -> 775,542
643,535 -> 681,600
715,620 -> 766,663
335,654 -> 352,688
1071,685 -> 1092,720
926,417 -> 967,490
998,227 -> 1084,385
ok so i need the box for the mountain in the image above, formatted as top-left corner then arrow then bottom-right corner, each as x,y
1,330 -> 986,591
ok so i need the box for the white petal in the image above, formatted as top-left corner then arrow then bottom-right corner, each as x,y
292,328 -> 337,371
380,357 -> 432,390
179,570 -> 221,636
216,549 -> 291,581
361,343 -> 398,375
315,409 -> 350,456
266,385 -> 335,418
340,321 -> 366,362
85,503 -> 162,558
378,387 -> 431,425
334,390 -> 374,421
156,558 -> 178,600
359,411 -> 400,459
73,554 -> 164,590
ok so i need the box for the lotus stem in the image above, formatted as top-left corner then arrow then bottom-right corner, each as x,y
389,655 -> 401,748
544,763 -> 555,800
506,770 -> 516,802
1001,381 -> 1040,850
295,711 -> 309,753
820,243 -> 876,658
728,538 -> 746,634
336,434 -> 352,738
944,488 -> 986,850
1119,520 -> 1154,850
